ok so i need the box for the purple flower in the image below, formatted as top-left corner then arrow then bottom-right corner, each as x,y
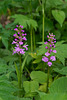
20,25 -> 23,28
53,45 -> 55,48
14,28 -> 18,31
16,25 -> 18,27
53,50 -> 57,53
16,44 -> 19,47
22,34 -> 25,36
23,45 -> 28,50
49,33 -> 50,35
50,56 -> 56,61
15,47 -> 20,53
42,56 -> 49,62
50,49 -> 52,52
21,30 -> 24,32
52,44 -> 54,46
44,41 -> 48,44
42,33 -> 57,67
52,37 -> 54,39
19,37 -> 21,39
18,32 -> 20,34
15,39 -> 17,41
45,52 -> 50,57
13,34 -> 16,37
54,39 -> 56,40
12,50 -> 16,55
47,62 -> 52,67
12,41 -> 17,44
19,41 -> 23,45
20,49 -> 25,54
50,45 -> 52,47
50,34 -> 54,37
12,25 -> 28,55
54,41 -> 56,43
51,41 -> 54,44
25,33 -> 27,36
45,46 -> 48,49
22,37 -> 27,41
47,35 -> 49,38
48,39 -> 50,41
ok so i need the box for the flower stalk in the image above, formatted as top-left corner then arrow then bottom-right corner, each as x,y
42,33 -> 57,92
42,3 -> 45,42
12,25 -> 28,97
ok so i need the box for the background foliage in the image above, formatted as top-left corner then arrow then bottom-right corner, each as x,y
0,0 -> 67,100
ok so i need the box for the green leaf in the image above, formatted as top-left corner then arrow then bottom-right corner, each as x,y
2,37 -> 8,49
49,77 -> 67,93
36,92 -> 67,100
37,42 -> 47,55
30,71 -> 47,84
22,55 -> 28,71
0,24 -> 3,28
52,10 -> 65,26
20,98 -> 32,100
0,63 -> 8,74
0,80 -> 18,100
55,41 -> 67,65
39,18 -> 54,32
53,30 -> 61,39
46,0 -> 63,7
32,55 -> 42,63
53,67 -> 67,75
14,62 -> 20,83
23,81 -> 39,93
11,14 -> 38,30
38,83 -> 47,92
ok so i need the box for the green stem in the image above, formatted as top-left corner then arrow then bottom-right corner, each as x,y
46,66 -> 49,93
30,26 -> 33,52
19,54 -> 22,89
42,3 -> 45,42
18,54 -> 22,97
33,29 -> 36,50
42,0 -> 47,42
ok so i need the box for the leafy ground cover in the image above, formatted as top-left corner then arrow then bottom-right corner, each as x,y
0,0 -> 67,100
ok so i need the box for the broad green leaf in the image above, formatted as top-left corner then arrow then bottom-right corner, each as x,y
49,77 -> 67,93
39,18 -> 54,32
53,67 -> 67,75
52,10 -> 65,26
35,92 -> 67,100
2,37 -> 8,49
30,71 -> 47,84
38,83 -> 47,92
32,55 -> 42,63
20,98 -> 32,100
37,42 -> 47,55
0,97 -> 3,100
55,41 -> 67,65
53,30 -> 61,39
46,0 -> 63,7
0,64 -> 8,74
29,53 -> 37,59
0,80 -> 18,100
0,24 -> 3,28
23,81 -> 39,93
11,14 -> 38,30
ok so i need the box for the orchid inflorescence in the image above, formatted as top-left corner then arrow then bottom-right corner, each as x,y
42,33 -> 57,67
12,25 -> 28,55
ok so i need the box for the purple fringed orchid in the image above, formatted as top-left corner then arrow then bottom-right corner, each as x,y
12,25 -> 28,55
42,33 -> 57,67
